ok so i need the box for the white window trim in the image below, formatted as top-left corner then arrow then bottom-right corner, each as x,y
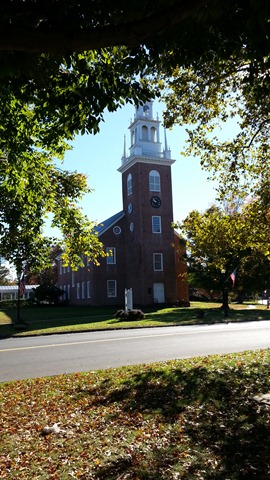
107,280 -> 117,298
81,282 -> 85,299
149,170 -> 160,192
153,253 -> 164,271
106,247 -> 116,264
77,283 -> 80,299
127,173 -> 132,196
87,281 -> 91,299
152,216 -> 162,234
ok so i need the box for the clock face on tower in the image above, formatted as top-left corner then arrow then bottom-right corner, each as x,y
128,202 -> 133,214
150,196 -> 162,208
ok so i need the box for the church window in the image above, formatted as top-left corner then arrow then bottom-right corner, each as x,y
87,281 -> 91,298
107,280 -> 117,297
113,225 -> 121,235
82,282 -> 85,299
77,283 -> 80,299
149,170 -> 160,192
72,271 -> 75,287
152,216 -> 161,233
142,125 -> 148,141
67,285 -> 70,300
153,253 -> 163,271
127,173 -> 132,195
131,129 -> 135,145
106,247 -> 116,264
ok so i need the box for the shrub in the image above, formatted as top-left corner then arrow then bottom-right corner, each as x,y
114,309 -> 145,321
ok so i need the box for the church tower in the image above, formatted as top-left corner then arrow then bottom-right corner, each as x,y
118,100 -> 178,305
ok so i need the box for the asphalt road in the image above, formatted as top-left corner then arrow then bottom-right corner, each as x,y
1,321 -> 270,382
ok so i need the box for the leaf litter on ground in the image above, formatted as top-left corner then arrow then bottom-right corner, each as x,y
1,349 -> 270,479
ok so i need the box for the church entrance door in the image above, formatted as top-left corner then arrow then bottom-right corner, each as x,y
153,283 -> 165,303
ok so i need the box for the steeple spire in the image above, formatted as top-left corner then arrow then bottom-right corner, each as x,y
163,127 -> 171,160
123,134 -> 126,159
118,100 -> 174,172
164,128 -> 168,151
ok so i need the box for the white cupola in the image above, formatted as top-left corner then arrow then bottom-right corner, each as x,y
119,100 -> 173,173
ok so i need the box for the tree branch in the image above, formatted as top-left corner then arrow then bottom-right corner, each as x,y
0,0 -> 206,54
244,119 -> 270,150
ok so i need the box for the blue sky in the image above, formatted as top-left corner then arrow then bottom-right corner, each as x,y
50,100 -> 218,234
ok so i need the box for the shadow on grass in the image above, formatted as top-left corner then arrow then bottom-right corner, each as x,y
75,358 -> 270,479
0,305 -> 118,338
1,305 -> 270,339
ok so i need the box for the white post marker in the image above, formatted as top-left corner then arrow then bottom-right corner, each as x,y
125,288 -> 133,311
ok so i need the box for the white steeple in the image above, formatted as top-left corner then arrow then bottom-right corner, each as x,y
118,100 -> 174,173
121,134 -> 126,161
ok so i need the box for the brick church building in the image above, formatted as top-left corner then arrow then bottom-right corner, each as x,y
57,100 -> 189,307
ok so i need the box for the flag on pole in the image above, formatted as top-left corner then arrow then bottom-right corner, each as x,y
19,274 -> 26,297
230,268 -> 237,287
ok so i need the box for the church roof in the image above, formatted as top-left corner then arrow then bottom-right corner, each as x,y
95,210 -> 125,236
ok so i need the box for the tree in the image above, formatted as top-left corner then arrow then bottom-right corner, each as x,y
156,1 -> 270,204
25,245 -> 62,286
0,1 -> 268,142
0,1 -> 269,273
0,149 -> 106,276
32,285 -> 65,305
178,202 -> 270,304
0,264 -> 13,286
0,1 -> 206,56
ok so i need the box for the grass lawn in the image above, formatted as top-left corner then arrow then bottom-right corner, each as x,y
0,301 -> 270,337
1,349 -> 270,479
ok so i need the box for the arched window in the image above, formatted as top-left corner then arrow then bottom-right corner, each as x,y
142,125 -> 148,141
131,129 -> 135,145
151,127 -> 156,142
149,170 -> 160,192
127,173 -> 132,195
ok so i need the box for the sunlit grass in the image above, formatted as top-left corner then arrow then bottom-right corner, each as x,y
0,301 -> 270,337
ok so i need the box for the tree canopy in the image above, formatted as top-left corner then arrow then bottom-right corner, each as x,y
0,1 -> 269,274
157,1 -> 270,203
178,202 -> 270,299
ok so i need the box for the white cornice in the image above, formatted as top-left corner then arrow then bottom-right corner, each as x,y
118,155 -> 175,173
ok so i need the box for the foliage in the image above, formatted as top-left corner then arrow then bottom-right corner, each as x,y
1,349 -> 270,479
0,147 -> 105,275
156,1 -> 270,205
177,203 -> 270,297
0,1 -> 269,274
114,309 -> 145,321
32,285 -> 65,305
0,4 -> 152,274
25,245 -> 62,286
0,264 -> 12,285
